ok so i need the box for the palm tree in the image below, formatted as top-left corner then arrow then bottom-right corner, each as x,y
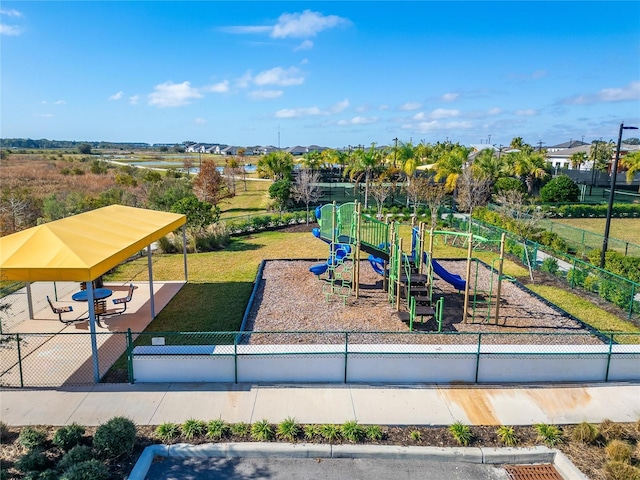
257,151 -> 294,180
344,143 -> 385,209
620,150 -> 640,192
301,150 -> 324,170
434,145 -> 469,192
569,152 -> 588,170
510,137 -> 524,150
471,148 -> 504,186
503,150 -> 549,195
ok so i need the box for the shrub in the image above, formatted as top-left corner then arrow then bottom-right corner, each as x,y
600,419 -> 627,442
15,448 -> 50,473
303,424 -> 321,441
230,422 -> 250,438
60,459 -> 109,480
52,423 -> 85,451
30,469 -> 59,480
341,421 -> 365,443
365,425 -> 383,441
18,427 -> 48,450
540,175 -> 580,203
276,417 -> 300,442
207,418 -> 230,441
571,421 -> 598,444
534,423 -> 563,447
57,445 -> 93,471
495,426 -> 519,447
605,439 -> 633,463
494,177 -> 525,194
92,416 -> 136,459
603,460 -> 640,480
567,267 -> 587,288
540,257 -> 559,275
449,421 -> 473,446
409,430 -> 422,442
0,421 -> 8,441
155,422 -> 181,441
181,418 -> 206,440
320,424 -> 341,443
251,419 -> 274,441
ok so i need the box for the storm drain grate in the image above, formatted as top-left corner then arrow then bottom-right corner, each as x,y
504,464 -> 564,480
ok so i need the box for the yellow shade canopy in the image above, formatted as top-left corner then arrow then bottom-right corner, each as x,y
0,205 -> 186,282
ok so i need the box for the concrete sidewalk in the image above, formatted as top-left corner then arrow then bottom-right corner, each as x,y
2,382 -> 639,427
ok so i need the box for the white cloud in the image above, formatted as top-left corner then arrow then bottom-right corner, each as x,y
514,109 -> 538,116
193,118 -> 206,125
441,92 -> 459,102
254,66 -> 304,86
148,81 -> 202,108
0,9 -> 22,17
271,10 -> 350,39
0,24 -> 21,35
218,25 -> 271,34
399,102 -> 421,111
487,107 -> 503,115
248,89 -> 283,100
275,106 -> 323,118
402,119 -> 472,134
109,91 -> 124,101
509,69 -> 548,81
53,100 -> 65,105
129,95 -> 139,105
329,99 -> 349,113
337,116 -> 378,126
34,113 -> 53,118
294,39 -> 314,51
203,80 -> 229,93
562,81 -> 640,105
430,108 -> 459,119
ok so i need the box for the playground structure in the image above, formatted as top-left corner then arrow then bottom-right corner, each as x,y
309,202 -> 510,331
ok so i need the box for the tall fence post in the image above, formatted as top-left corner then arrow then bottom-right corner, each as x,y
344,332 -> 349,384
629,284 -> 636,320
475,333 -> 482,383
16,334 -> 24,388
126,329 -> 134,384
234,335 -> 239,384
605,333 -> 614,382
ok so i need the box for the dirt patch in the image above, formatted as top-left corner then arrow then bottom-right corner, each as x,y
245,259 -> 602,345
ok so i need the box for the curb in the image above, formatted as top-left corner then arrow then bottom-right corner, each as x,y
127,443 -> 585,480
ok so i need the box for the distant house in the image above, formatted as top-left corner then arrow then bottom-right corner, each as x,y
547,140 -> 589,153
286,146 -> 309,156
185,143 -> 201,153
545,145 -> 591,170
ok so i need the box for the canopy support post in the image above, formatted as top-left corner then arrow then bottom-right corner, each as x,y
26,282 -> 34,320
182,225 -> 188,282
147,247 -> 156,319
87,283 -> 100,383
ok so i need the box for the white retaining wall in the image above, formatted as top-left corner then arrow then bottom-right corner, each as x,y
132,344 -> 640,383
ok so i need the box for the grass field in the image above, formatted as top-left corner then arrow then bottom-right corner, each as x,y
549,218 -> 640,246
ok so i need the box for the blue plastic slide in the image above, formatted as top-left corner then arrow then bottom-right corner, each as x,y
431,258 -> 467,291
309,244 -> 351,276
368,255 -> 385,276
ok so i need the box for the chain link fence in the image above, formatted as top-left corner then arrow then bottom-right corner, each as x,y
3,330 -> 639,387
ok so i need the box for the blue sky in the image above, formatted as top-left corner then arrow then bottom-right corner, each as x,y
1,1 -> 639,148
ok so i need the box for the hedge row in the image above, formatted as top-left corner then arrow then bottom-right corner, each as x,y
542,203 -> 640,218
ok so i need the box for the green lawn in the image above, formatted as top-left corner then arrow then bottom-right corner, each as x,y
549,218 -> 640,247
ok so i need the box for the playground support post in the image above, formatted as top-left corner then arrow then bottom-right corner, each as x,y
494,233 -> 506,324
463,233 -> 473,323
396,238 -> 403,311
354,202 -> 362,299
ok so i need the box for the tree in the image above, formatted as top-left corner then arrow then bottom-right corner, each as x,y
569,151 -> 588,170
183,156 -> 194,176
223,157 -> 243,196
423,181 -> 448,229
455,168 -> 492,222
77,143 -> 92,155
257,151 -> 294,180
620,150 -> 640,192
170,196 -> 216,232
434,144 -> 469,192
493,177 -> 525,195
292,169 -> 322,224
502,150 -> 549,195
343,143 -> 386,209
539,175 -> 580,202
590,140 -> 614,172
269,179 -> 292,212
301,150 -> 324,170
370,180 -> 392,219
193,160 -> 231,206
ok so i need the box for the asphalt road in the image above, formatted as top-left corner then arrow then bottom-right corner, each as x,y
145,456 -> 510,480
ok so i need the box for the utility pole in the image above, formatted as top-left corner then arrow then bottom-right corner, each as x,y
393,137 -> 398,167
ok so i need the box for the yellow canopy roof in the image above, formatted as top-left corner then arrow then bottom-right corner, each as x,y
0,205 -> 186,282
